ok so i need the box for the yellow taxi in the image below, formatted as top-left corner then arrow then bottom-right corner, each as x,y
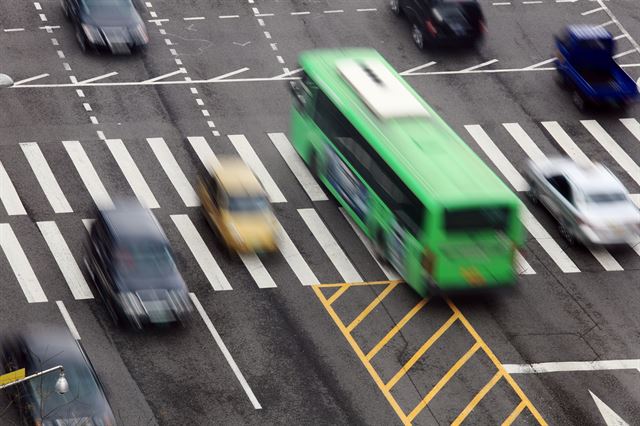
197,156 -> 278,253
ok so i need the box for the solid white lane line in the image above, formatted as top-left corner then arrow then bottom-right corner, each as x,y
504,359 -> 640,374
298,208 -> 362,283
171,215 -> 232,291
20,142 -> 72,214
267,133 -> 328,201
190,293 -> 262,409
188,136 -> 221,170
461,59 -> 498,72
239,253 -> 277,288
56,301 -> 81,340
620,118 -> 640,142
147,138 -> 199,207
339,208 -> 401,280
400,61 -> 437,75
582,6 -> 604,15
12,73 -> 49,86
105,139 -> 159,209
0,224 -> 47,303
515,252 -> 535,275
503,123 -> 547,162
541,121 -> 592,165
143,68 -> 186,83
464,125 -> 529,191
77,71 -> 118,85
63,140 -> 114,209
209,67 -> 250,81
582,120 -> 640,187
0,162 -> 27,216
228,135 -> 287,203
274,219 -> 318,285
38,221 -> 94,300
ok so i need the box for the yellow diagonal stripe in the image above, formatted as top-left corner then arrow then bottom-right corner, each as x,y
452,370 -> 503,426
0,368 -> 25,386
502,400 -> 527,426
347,282 -> 399,332
327,284 -> 351,305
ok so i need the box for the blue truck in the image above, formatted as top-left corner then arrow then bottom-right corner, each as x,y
554,25 -> 639,110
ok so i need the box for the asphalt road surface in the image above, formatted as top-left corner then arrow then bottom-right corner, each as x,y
1,0 -> 639,425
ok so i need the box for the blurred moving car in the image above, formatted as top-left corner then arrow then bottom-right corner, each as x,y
84,200 -> 193,328
1,326 -> 116,426
61,0 -> 149,53
197,157 -> 278,254
525,158 -> 640,245
390,0 -> 486,49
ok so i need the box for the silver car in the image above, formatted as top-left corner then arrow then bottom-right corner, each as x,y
524,157 -> 640,245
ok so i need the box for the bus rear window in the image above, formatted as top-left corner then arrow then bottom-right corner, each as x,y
444,207 -> 510,233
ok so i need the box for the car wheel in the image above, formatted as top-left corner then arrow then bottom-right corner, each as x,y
559,222 -> 574,245
412,24 -> 425,50
572,91 -> 586,111
390,0 -> 401,16
527,183 -> 539,203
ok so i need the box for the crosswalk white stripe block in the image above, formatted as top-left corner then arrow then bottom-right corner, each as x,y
267,133 -> 328,201
274,219 -> 319,285
541,121 -> 592,164
20,142 -> 73,213
82,219 -> 95,232
239,253 -> 277,288
147,138 -> 199,207
0,161 -> 27,215
0,223 -> 48,302
105,139 -> 160,209
339,208 -> 401,280
503,123 -> 548,163
582,120 -> 640,188
170,214 -> 232,291
515,252 -> 535,275
620,118 -> 640,143
187,136 -> 221,170
299,208 -> 362,283
590,247 -> 624,271
37,221 -> 94,299
63,140 -> 114,209
228,135 -> 287,203
465,125 -> 529,191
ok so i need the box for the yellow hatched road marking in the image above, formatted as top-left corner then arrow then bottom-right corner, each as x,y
407,341 -> 482,422
347,282 -> 399,332
502,400 -> 527,426
366,298 -> 429,361
385,312 -> 459,391
452,370 -> 503,426
327,284 -> 351,305
316,280 -> 402,288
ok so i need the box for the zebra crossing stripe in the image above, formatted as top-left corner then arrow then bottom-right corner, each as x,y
0,161 -> 27,215
620,118 -> 640,143
239,253 -> 277,288
0,223 -> 47,303
63,140 -> 114,209
147,138 -> 199,207
515,252 -> 535,275
37,221 -> 94,299
105,139 -> 160,209
187,136 -> 221,170
228,135 -> 287,203
274,219 -> 319,285
20,142 -> 72,214
541,121 -> 592,165
299,208 -> 362,283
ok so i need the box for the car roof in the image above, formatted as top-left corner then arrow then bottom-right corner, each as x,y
549,158 -> 624,193
100,200 -> 167,243
19,326 -> 84,366
213,157 -> 264,195
566,25 -> 611,41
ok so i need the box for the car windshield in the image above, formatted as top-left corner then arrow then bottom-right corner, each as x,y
584,192 -> 627,203
227,195 -> 269,213
114,242 -> 177,278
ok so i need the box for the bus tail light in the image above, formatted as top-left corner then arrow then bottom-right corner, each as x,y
422,248 -> 436,275
426,20 -> 437,36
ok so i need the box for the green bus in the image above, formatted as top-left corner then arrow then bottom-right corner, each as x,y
288,48 -> 524,295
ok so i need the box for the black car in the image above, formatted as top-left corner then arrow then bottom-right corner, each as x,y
390,0 -> 486,48
84,200 -> 193,329
61,0 -> 149,53
0,326 -> 116,426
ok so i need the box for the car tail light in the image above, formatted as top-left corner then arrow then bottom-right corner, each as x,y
426,20 -> 437,36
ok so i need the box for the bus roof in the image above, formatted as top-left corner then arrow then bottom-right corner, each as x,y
298,48 -> 518,208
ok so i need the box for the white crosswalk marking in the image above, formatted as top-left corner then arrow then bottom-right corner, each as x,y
37,221 -> 94,299
228,135 -> 287,203
275,219 -> 319,285
620,118 -> 640,142
63,140 -> 114,209
0,161 -> 27,215
82,219 -> 94,232
0,223 -> 47,302
582,120 -> 640,188
239,253 -> 277,288
503,123 -> 548,162
170,214 -> 232,291
541,121 -> 592,164
465,125 -> 529,191
147,138 -> 199,207
267,133 -> 328,201
188,136 -> 220,170
20,142 -> 72,214
299,208 -> 362,283
515,252 -> 535,275
105,139 -> 159,209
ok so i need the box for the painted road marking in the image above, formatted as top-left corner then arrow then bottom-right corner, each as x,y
582,6 -> 604,15
620,118 -> 640,143
400,61 -> 437,75
190,293 -> 262,409
20,142 -> 72,213
461,59 -> 498,72
187,136 -> 221,170
503,359 -> 640,373
0,162 -> 27,215
147,138 -> 199,207
228,135 -> 287,203
515,252 -> 535,275
298,208 -> 362,283
171,214 -> 232,291
275,219 -> 318,285
346,282 -> 398,332
452,370 -> 503,425
11,73 -> 49,86
105,139 -> 160,209
239,253 -> 277,289
82,219 -> 94,232
144,69 -> 186,83
267,133 -> 328,201
524,57 -> 556,70
56,301 -> 81,340
209,67 -> 250,81
541,121 -> 592,164
0,223 -> 47,303
77,71 -> 118,85
38,221 -> 93,300
63,140 -> 114,209
590,391 -> 630,426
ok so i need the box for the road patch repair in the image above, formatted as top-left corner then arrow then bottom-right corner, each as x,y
312,281 -> 546,425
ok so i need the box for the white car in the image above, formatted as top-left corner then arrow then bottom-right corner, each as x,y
524,157 -> 640,245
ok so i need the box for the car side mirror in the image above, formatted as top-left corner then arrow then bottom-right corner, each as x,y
0,74 -> 14,88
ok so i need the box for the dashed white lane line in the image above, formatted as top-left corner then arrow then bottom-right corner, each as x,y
171,215 -> 232,291
276,55 -> 285,64
264,31 -> 271,39
219,15 -> 240,19
256,13 -> 274,17
76,89 -> 85,97
39,13 -> 47,22
83,103 -> 92,111
291,11 -> 310,15
57,50 -> 65,59
324,9 -> 344,13
522,1 -> 543,4
3,28 -> 25,32
184,16 -> 206,21
63,63 -> 71,71
196,98 -> 204,106
0,223 -> 47,303
56,301 -> 81,340
357,8 -> 378,12
96,130 -> 106,140
63,140 -> 114,209
38,221 -> 94,300
190,293 -> 262,409
274,219 -> 319,286
20,142 -> 73,214
147,137 -> 200,207
257,18 -> 265,26
164,38 -> 173,45
202,110 -> 210,117
90,116 -> 99,124
0,161 -> 27,215
493,2 -> 511,5
33,1 -> 42,9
